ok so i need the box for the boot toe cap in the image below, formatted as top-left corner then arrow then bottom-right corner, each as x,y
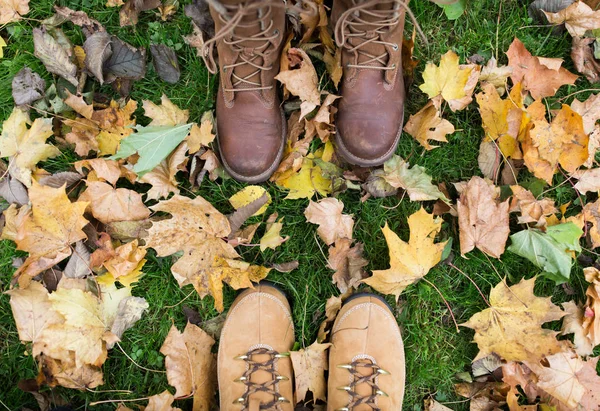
336,118 -> 401,166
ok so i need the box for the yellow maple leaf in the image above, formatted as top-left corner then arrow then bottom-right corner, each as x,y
419,50 -> 480,111
0,108 -> 60,187
260,213 -> 286,251
403,98 -> 455,150
143,94 -> 189,126
363,207 -> 447,300
186,111 -> 216,154
461,278 -> 567,362
145,194 -> 270,312
14,182 -> 89,286
277,157 -> 331,200
523,104 -> 589,184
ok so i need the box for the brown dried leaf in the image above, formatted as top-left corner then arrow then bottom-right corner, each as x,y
304,198 -> 354,246
290,342 -> 331,403
458,176 -> 510,258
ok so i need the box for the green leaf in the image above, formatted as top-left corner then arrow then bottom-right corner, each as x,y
111,123 -> 192,176
382,155 -> 449,202
437,0 -> 467,20
507,224 -> 580,284
546,222 -> 583,253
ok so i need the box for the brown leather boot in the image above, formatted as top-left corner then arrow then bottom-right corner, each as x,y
332,0 -> 406,167
218,284 -> 295,410
203,0 -> 287,183
327,294 -> 405,410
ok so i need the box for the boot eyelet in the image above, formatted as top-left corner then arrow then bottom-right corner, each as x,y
391,64 -> 396,69
392,43 -> 399,51
274,29 -> 280,35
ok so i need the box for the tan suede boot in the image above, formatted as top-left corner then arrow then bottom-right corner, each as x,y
331,0 -> 407,167
327,294 -> 405,411
202,0 -> 287,183
218,284 -> 295,410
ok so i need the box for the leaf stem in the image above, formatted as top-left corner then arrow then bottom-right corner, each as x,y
421,278 -> 459,333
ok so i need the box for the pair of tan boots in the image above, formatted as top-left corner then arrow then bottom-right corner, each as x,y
218,284 -> 406,410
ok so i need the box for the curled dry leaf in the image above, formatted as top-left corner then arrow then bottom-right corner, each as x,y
227,193 -> 270,238
290,341 -> 332,403
509,186 -> 557,227
327,238 -> 368,294
317,295 -> 342,343
12,67 -> 45,106
544,0 -> 600,36
419,50 -> 481,111
159,322 -> 216,408
571,36 -> 600,84
403,98 -> 455,150
304,198 -> 354,246
150,44 -> 181,84
561,301 -> 594,356
83,31 -> 112,84
458,177 -> 510,258
461,278 -> 567,362
275,48 -> 321,119
33,27 -> 78,87
119,0 -> 161,27
100,239 -> 147,287
363,208 -> 447,300
75,158 -> 132,186
479,57 -> 512,95
507,37 -> 578,99
0,108 -> 60,187
79,181 -> 150,224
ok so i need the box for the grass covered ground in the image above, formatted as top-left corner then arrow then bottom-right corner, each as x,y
0,0 -> 595,409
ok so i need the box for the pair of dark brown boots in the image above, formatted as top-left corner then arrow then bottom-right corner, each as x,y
218,284 -> 405,410
203,0 -> 407,182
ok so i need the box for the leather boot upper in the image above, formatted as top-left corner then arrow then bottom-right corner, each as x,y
332,0 -> 407,166
204,0 -> 287,182
218,285 -> 295,411
327,295 -> 405,411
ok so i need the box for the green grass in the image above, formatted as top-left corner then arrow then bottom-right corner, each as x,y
0,0 -> 598,410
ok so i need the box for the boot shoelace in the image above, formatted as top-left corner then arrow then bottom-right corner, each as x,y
336,359 -> 390,411
202,0 -> 317,93
233,347 -> 291,410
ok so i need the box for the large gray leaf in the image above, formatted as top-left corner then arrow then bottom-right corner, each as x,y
103,36 -> 146,81
0,175 -> 29,205
108,296 -> 149,348
84,32 -> 112,84
64,241 -> 92,279
12,67 -> 46,106
529,0 -> 574,23
33,27 -> 78,86
184,0 -> 214,38
111,123 -> 192,176
150,44 -> 180,84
